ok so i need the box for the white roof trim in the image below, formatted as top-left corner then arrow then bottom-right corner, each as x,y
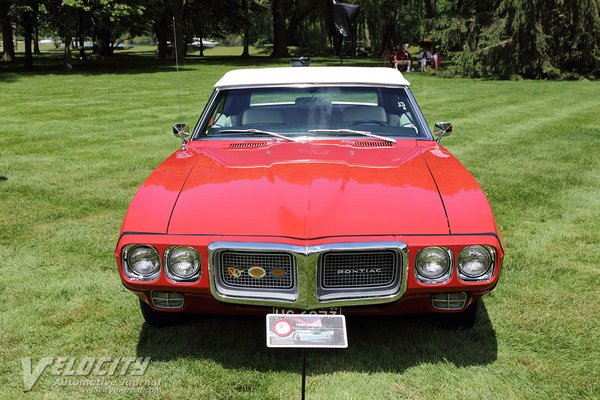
214,67 -> 410,88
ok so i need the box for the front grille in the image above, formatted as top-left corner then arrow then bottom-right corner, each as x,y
219,251 -> 294,289
209,241 -> 407,306
320,251 -> 397,288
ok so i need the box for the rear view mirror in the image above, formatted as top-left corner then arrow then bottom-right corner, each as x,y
172,122 -> 189,138
173,122 -> 190,150
434,122 -> 452,143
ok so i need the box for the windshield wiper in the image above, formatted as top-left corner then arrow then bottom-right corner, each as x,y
219,129 -> 297,142
308,129 -> 396,144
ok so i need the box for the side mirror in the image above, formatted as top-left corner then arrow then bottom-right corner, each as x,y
172,123 -> 190,150
433,122 -> 452,143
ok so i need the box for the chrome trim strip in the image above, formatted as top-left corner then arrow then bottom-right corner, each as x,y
208,241 -> 408,309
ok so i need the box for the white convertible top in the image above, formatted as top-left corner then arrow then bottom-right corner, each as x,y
214,66 -> 410,88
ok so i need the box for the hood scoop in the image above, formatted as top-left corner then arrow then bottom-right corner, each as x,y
229,141 -> 271,149
352,140 -> 394,148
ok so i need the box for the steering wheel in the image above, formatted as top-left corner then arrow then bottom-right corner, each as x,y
351,119 -> 388,126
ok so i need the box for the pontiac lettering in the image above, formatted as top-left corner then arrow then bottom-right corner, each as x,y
337,268 -> 382,274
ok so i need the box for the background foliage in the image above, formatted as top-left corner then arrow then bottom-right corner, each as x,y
1,0 -> 599,78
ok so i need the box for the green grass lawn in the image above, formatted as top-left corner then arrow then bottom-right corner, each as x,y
0,54 -> 599,399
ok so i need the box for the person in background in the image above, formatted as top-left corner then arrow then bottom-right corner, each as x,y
383,48 -> 391,67
432,46 -> 441,70
392,43 -> 412,72
416,44 -> 433,72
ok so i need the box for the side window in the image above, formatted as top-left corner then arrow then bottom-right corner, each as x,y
204,91 -> 250,133
206,96 -> 230,131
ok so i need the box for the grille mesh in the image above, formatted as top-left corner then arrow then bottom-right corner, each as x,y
219,251 -> 294,289
321,251 -> 397,288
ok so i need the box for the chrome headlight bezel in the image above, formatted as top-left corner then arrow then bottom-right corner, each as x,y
122,244 -> 161,281
164,246 -> 201,282
458,245 -> 495,281
415,246 -> 453,284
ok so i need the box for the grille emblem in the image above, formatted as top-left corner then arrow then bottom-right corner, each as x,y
227,267 -> 243,278
271,268 -> 286,278
248,266 -> 266,279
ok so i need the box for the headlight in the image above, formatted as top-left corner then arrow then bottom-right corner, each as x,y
458,245 -> 494,280
165,246 -> 200,281
415,247 -> 452,283
124,245 -> 160,280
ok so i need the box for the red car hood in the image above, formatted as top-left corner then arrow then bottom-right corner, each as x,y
165,140 -> 449,238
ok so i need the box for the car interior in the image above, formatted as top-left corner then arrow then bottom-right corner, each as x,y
202,87 -> 423,137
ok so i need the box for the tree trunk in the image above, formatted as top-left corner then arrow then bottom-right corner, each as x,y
170,0 -> 187,65
192,29 -> 203,56
241,0 -> 250,57
63,7 -> 76,71
33,2 -> 40,54
322,0 -> 337,55
424,0 -> 437,19
1,3 -> 15,62
285,2 -> 313,46
78,10 -> 87,60
64,34 -> 73,71
23,7 -> 34,68
270,0 -> 288,57
154,11 -> 170,60
381,0 -> 397,54
94,25 -> 113,57
198,34 -> 204,56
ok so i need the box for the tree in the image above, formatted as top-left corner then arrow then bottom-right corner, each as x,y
170,0 -> 186,64
424,0 -> 436,19
44,0 -> 80,71
1,1 -> 16,62
18,1 -> 36,68
241,0 -> 250,57
380,0 -> 397,53
270,0 -> 288,57
442,0 -> 600,78
87,0 -> 145,58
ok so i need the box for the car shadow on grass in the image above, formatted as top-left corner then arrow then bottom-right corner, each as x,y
135,301 -> 497,374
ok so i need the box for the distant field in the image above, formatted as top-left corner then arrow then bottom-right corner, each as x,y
0,54 -> 599,399
0,43 -> 273,57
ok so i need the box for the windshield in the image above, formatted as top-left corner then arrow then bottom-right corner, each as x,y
196,86 -> 428,139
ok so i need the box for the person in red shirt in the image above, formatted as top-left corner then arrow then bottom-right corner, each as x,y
392,43 -> 412,72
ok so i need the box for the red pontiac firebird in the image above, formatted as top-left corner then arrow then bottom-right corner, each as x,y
115,67 -> 503,328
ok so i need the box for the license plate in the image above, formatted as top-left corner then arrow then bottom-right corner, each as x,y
272,307 -> 342,315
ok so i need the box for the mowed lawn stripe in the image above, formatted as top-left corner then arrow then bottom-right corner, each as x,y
0,58 -> 599,399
